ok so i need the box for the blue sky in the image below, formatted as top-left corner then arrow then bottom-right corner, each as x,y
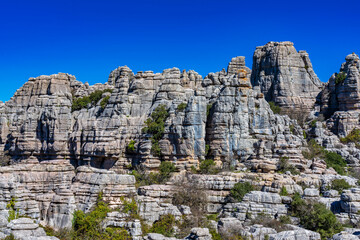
0,0 -> 359,102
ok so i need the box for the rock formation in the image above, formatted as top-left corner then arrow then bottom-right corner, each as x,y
0,42 -> 359,239
251,41 -> 323,111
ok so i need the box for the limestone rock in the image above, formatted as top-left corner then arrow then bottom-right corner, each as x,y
251,41 -> 323,111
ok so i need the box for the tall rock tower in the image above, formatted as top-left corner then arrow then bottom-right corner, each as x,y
251,41 -> 323,112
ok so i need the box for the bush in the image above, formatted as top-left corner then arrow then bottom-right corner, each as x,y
131,162 -> 175,187
205,144 -> 210,156
7,197 -> 18,221
269,101 -> 281,114
340,129 -> 360,148
126,140 -> 136,154
159,161 -> 176,181
142,105 -> 169,156
290,192 -> 343,239
279,186 -> 288,196
198,159 -> 219,174
335,72 -> 347,85
150,214 -> 176,237
331,179 -> 352,193
100,95 -> 110,109
230,182 -> 254,202
324,151 -> 347,175
72,89 -> 113,112
71,192 -> 133,239
302,139 -> 347,175
206,103 -> 213,117
122,198 -> 139,219
277,157 -> 300,175
177,103 -> 187,112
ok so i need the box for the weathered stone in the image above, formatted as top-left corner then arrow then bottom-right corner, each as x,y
251,41 -> 323,111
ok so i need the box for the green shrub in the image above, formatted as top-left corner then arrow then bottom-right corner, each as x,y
126,140 -> 136,154
209,229 -> 222,240
205,144 -> 210,156
206,103 -> 213,117
302,139 -> 347,175
290,192 -> 343,239
198,159 -> 219,174
230,182 -> 254,202
159,161 -> 176,181
7,197 -> 18,221
131,162 -> 175,187
277,156 -> 300,175
340,129 -> 360,148
177,103 -> 187,112
150,214 -> 176,237
72,96 -> 91,112
269,101 -> 281,114
279,215 -> 291,224
4,234 -> 16,240
279,186 -> 288,196
289,124 -> 295,134
335,72 -> 347,85
331,179 -> 352,193
122,198 -> 139,219
303,130 -> 307,139
72,89 -> 113,112
310,120 -> 317,128
100,95 -> 110,109
324,151 -> 347,175
142,105 -> 169,156
206,214 -> 219,221
72,192 -> 113,239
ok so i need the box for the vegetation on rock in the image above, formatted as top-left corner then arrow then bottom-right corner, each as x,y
7,197 -> 18,222
198,159 -> 219,174
340,128 -> 360,148
177,102 -> 187,112
331,179 -> 352,193
72,89 -> 113,112
302,139 -> 347,175
277,156 -> 300,175
125,140 -> 136,154
269,101 -> 281,114
335,72 -> 347,85
149,214 -> 176,237
230,182 -> 254,202
142,104 -> 169,156
290,192 -> 343,239
131,161 -> 176,187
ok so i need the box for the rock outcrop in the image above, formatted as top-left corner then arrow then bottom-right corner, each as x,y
251,41 -> 323,111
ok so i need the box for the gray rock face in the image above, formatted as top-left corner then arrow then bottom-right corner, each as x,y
5,218 -> 59,240
251,41 -> 323,111
318,53 -> 360,139
222,191 -> 287,221
0,56 -> 307,174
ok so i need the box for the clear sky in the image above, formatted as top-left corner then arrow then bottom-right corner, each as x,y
1,0 -> 359,102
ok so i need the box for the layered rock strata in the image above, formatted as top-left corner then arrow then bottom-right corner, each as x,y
251,41 -> 323,111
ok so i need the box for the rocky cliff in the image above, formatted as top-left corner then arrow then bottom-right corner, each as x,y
251,41 -> 323,111
0,42 -> 360,240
